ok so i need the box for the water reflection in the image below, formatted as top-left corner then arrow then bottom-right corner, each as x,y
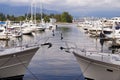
56,26 -> 72,38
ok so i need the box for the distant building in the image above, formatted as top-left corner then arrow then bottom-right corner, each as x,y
50,18 -> 56,23
72,17 -> 88,23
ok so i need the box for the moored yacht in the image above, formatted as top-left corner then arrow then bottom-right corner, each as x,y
21,21 -> 36,35
60,39 -> 120,80
0,43 -> 39,79
87,20 -> 103,37
0,26 -> 11,40
73,49 -> 120,80
104,22 -> 120,39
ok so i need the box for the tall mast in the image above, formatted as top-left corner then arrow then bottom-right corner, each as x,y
34,0 -> 36,24
40,0 -> 43,23
31,0 -> 33,21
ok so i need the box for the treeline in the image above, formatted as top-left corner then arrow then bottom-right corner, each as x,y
0,12 -> 73,23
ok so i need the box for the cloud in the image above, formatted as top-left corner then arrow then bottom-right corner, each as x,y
0,0 -> 120,17
0,0 -> 120,9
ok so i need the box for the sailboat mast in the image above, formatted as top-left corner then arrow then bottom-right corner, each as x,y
40,0 -> 43,23
31,0 -> 33,21
34,0 -> 37,24
112,22 -> 115,39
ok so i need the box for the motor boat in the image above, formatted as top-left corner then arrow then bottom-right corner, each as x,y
60,41 -> 120,80
0,43 -> 39,79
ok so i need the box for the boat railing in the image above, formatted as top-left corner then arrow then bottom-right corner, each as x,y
77,48 -> 120,64
0,43 -> 39,55
3,40 -> 39,52
59,40 -> 120,64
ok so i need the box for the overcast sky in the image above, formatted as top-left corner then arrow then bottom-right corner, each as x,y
0,0 -> 120,17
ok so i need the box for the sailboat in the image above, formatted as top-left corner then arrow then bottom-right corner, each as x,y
36,0 -> 46,31
38,0 -> 56,31
22,0 -> 37,35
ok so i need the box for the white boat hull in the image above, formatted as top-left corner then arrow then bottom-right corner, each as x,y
73,52 -> 120,80
0,47 -> 39,79
22,28 -> 33,35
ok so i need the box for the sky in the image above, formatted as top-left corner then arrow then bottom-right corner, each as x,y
0,0 -> 120,18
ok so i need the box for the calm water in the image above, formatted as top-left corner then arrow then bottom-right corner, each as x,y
2,23 -> 115,80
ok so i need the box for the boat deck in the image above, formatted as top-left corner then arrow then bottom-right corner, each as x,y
75,49 -> 120,66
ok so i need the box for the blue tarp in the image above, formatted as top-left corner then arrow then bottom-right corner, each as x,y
0,22 -> 5,25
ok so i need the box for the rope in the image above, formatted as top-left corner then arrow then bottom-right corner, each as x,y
15,55 -> 39,80
0,55 -> 13,69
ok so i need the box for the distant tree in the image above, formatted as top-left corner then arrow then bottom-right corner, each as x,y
53,14 -> 61,22
16,16 -> 25,21
49,13 -> 54,18
0,13 -> 6,21
61,12 -> 73,23
6,14 -> 10,20
44,16 -> 50,22
10,15 -> 15,21
6,15 -> 15,21
0,12 -> 73,22
36,13 -> 41,21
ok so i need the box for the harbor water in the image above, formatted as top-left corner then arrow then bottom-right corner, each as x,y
23,24 -> 85,80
